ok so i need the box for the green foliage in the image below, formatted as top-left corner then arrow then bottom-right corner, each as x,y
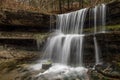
106,25 -> 120,31
84,25 -> 120,33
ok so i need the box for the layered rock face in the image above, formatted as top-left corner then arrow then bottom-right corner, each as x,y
0,1 -> 119,80
0,1 -> 119,62
83,32 -> 120,65
0,9 -> 50,60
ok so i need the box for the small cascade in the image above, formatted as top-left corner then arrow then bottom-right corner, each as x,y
94,37 -> 100,64
94,4 -> 106,33
101,4 -> 106,32
94,6 -> 98,33
93,4 -> 106,65
44,34 -> 85,66
57,8 -> 88,34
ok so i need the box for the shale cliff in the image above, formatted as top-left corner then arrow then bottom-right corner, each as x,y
0,1 -> 119,80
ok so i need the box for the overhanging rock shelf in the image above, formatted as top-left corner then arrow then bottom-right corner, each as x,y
0,1 -> 119,52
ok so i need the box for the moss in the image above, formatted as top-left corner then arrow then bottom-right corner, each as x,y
83,25 -> 120,33
101,77 -> 111,80
34,33 -> 49,40
106,25 -> 120,31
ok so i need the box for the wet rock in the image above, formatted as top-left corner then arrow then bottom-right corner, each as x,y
42,62 -> 52,70
111,71 -> 120,76
89,62 -> 120,80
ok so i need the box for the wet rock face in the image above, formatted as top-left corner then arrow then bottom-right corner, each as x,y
96,32 -> 120,62
83,32 -> 120,66
107,1 -> 120,25
88,62 -> 120,80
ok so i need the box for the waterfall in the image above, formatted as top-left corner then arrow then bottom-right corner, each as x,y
94,4 -> 106,33
93,4 -> 106,64
57,8 -> 88,34
44,8 -> 88,66
94,37 -> 100,64
101,4 -> 106,32
43,4 -> 106,66
32,4 -> 106,80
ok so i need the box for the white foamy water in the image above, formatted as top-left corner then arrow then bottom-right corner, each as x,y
35,64 -> 88,80
30,62 -> 88,80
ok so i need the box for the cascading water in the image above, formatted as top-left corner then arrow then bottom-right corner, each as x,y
31,4 -> 106,80
94,4 -> 106,33
94,37 -> 100,64
93,4 -> 106,64
101,4 -> 106,32
44,8 -> 88,66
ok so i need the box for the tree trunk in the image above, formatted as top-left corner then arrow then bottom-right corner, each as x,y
80,0 -> 83,8
59,0 -> 62,13
67,0 -> 70,10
